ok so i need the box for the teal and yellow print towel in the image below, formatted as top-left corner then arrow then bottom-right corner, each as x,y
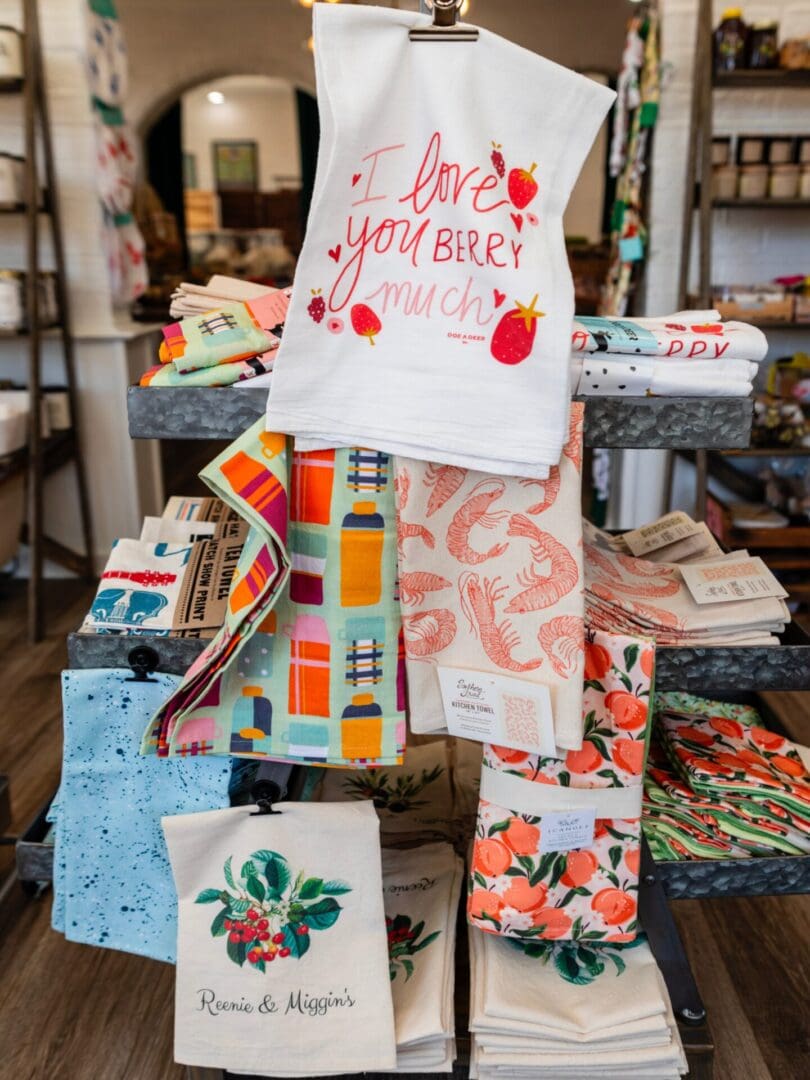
143,420 -> 405,766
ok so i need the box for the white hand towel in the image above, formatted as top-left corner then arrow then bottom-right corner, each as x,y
266,3 -> 614,478
162,802 -> 396,1075
571,311 -> 768,362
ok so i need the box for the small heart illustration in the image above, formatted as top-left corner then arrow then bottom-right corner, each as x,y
493,289 -> 507,309
511,212 -> 523,232
352,173 -> 361,187
328,245 -> 342,262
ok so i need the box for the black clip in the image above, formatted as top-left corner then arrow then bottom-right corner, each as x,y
126,644 -> 160,683
250,762 -> 292,816
410,0 -> 478,42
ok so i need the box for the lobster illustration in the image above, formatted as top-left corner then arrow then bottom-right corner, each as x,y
398,571 -> 452,606
504,515 -> 579,614
446,478 -> 509,564
402,609 -> 457,657
423,463 -> 467,517
459,572 -> 543,673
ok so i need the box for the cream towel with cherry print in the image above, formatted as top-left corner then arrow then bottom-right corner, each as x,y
467,628 -> 653,944
395,404 -> 586,752
266,3 -> 614,478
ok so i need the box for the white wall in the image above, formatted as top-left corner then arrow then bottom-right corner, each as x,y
618,0 -> 810,529
182,76 -> 301,193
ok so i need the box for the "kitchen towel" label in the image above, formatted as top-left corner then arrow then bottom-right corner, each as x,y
436,667 -> 556,756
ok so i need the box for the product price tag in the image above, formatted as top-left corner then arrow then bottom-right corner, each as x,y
437,666 -> 556,756
540,808 -> 597,854
680,556 -> 788,605
624,511 -> 703,556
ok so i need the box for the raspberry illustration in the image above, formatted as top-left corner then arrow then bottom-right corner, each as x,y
491,141 -> 505,178
307,288 -> 326,323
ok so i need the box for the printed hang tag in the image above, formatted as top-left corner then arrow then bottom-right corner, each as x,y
539,808 -> 597,854
436,667 -> 556,756
680,556 -> 788,605
624,511 -> 703,557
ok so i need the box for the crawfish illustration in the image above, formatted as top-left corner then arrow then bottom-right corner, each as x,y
395,466 -> 435,555
504,515 -> 579,613
520,467 -> 560,515
446,478 -> 509,564
423,463 -> 467,516
398,571 -> 452,606
402,609 -> 457,657
538,615 -> 585,678
459,572 -> 543,673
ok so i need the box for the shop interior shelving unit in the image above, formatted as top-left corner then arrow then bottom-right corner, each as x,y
678,0 -> 810,533
11,382 -> 809,1079
0,0 -> 94,641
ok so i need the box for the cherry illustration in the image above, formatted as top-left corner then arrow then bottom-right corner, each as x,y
246,909 -> 259,922
257,918 -> 269,931
508,162 -> 539,209
490,294 -> 545,365
351,303 -> 382,346
279,947 -> 291,958
297,925 -> 310,936
272,932 -> 285,945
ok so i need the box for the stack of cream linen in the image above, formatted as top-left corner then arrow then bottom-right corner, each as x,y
569,310 -> 767,398
382,844 -> 463,1072
469,929 -> 687,1079
584,521 -> 789,646
169,274 -> 282,318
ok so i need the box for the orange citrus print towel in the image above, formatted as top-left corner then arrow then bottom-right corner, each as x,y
468,629 -> 654,944
395,404 -> 586,752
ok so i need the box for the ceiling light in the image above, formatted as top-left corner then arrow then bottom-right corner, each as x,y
305,34 -> 314,52
207,90 -> 225,105
460,0 -> 471,15
297,1 -> 315,8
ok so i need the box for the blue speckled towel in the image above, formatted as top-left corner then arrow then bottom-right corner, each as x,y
51,670 -> 232,963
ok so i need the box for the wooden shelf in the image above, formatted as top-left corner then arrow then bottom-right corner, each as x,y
748,322 -> 810,331
713,68 -> 810,89
127,387 -> 754,450
0,428 -> 76,487
0,77 -> 23,94
713,198 -> 810,210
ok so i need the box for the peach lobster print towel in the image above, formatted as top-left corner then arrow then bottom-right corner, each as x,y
266,3 -> 614,478
163,801 -> 396,1074
395,404 -> 586,753
468,629 -> 654,944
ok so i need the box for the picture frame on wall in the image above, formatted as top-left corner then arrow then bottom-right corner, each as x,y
212,140 -> 259,191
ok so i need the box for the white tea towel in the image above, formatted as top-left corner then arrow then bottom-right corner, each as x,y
572,353 -> 757,397
396,404 -> 585,751
266,3 -> 614,478
163,802 -> 396,1075
571,311 -> 768,362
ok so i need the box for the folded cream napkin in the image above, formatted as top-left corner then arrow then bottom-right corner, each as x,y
396,404 -> 586,752
571,353 -> 757,397
266,4 -> 614,478
163,802 -> 396,1075
571,310 -> 768,362
382,843 -> 463,1072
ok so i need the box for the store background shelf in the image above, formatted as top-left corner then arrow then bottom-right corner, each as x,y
127,387 -> 754,449
713,68 -> 810,88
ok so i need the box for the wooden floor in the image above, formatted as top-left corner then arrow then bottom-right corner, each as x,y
0,582 -> 808,1080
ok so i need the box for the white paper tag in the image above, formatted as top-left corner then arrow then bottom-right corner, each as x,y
540,808 -> 597,853
680,556 -> 788,604
623,511 -> 703,556
436,667 -> 556,756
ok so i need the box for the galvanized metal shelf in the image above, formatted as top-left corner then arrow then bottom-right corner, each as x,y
127,386 -> 753,449
655,855 -> 810,900
67,631 -> 207,674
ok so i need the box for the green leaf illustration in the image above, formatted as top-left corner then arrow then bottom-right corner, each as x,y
584,679 -> 605,692
304,897 -> 342,930
211,908 -> 229,937
577,945 -> 606,978
609,845 -> 623,870
516,855 -> 536,877
230,899 -> 251,914
411,930 -> 441,953
619,672 -> 633,693
227,935 -> 247,967
322,880 -> 352,896
401,958 -> 415,981
548,854 -> 568,890
223,856 -> 235,890
246,875 -> 266,903
264,854 -> 291,898
241,859 -> 258,882
195,888 -> 223,904
299,877 -> 324,900
623,644 -> 640,671
553,948 -> 593,985
282,923 -> 311,959
488,819 -> 511,836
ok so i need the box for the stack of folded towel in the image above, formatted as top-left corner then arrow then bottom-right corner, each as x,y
584,521 -> 789,646
643,692 -> 810,860
469,928 -> 687,1079
141,276 -> 291,388
570,310 -> 767,398
382,843 -> 463,1073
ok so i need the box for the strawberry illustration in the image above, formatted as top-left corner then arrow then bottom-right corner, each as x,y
508,162 -> 539,209
490,295 -> 545,365
491,141 -> 505,178
351,303 -> 382,346
307,288 -> 326,323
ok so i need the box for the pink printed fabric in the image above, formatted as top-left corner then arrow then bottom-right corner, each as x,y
394,404 -> 585,752
468,628 -> 653,944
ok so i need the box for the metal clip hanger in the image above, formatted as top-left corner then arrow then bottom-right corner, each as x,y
125,644 -> 160,683
410,0 -> 479,42
250,761 -> 293,816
